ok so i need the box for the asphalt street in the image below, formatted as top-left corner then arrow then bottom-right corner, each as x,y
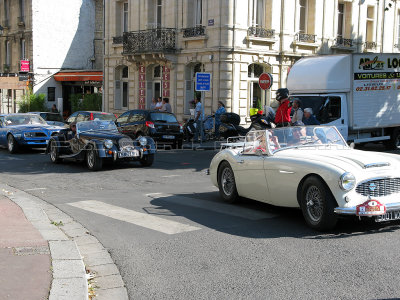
1,145 -> 400,299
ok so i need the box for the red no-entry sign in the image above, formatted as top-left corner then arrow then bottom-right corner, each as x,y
258,73 -> 273,90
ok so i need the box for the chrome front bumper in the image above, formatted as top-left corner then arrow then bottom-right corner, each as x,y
334,202 -> 400,215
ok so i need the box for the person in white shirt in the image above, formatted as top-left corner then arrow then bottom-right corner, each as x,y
291,98 -> 304,126
193,97 -> 205,142
155,97 -> 163,110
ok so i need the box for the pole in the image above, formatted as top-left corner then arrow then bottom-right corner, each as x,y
200,91 -> 204,144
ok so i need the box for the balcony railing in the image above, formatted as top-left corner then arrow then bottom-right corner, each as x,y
334,37 -> 354,47
182,26 -> 205,38
295,32 -> 316,43
113,36 -> 123,44
247,26 -> 275,39
364,41 -> 377,50
123,28 -> 176,54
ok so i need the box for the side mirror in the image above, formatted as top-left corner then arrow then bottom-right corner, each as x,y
350,142 -> 355,149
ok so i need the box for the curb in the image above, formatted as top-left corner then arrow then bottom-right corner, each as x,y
0,183 -> 128,300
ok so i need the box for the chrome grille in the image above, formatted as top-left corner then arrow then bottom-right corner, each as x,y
355,178 -> 400,197
119,138 -> 134,148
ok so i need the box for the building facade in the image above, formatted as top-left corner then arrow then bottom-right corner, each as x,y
0,0 -> 103,116
104,0 -> 400,123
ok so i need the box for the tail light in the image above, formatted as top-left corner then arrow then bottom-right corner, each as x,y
145,121 -> 155,128
179,122 -> 183,131
90,113 -> 94,120
114,114 -> 118,119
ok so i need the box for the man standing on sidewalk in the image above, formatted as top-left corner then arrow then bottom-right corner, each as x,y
193,97 -> 205,142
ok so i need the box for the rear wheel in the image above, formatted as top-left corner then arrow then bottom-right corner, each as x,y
50,140 -> 62,163
140,154 -> 154,167
86,144 -> 103,171
217,161 -> 239,203
7,134 -> 18,154
300,176 -> 337,231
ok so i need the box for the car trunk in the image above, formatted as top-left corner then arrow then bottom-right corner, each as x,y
150,113 -> 180,135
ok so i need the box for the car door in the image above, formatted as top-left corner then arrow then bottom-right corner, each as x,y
234,153 -> 269,202
126,111 -> 146,138
0,117 -> 7,146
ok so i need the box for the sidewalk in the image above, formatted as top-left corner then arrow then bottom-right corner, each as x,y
0,184 -> 128,300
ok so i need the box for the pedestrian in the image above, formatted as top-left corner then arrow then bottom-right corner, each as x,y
51,104 -> 59,113
214,101 -> 226,138
160,98 -> 172,113
155,97 -> 163,110
150,98 -> 157,110
274,88 -> 292,127
193,97 -> 205,142
290,98 -> 303,126
303,108 -> 320,125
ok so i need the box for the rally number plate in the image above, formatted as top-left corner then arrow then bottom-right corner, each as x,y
118,150 -> 139,158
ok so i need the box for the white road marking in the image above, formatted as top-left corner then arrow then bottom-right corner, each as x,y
67,200 -> 200,235
161,175 -> 181,178
24,187 -> 47,191
147,193 -> 277,220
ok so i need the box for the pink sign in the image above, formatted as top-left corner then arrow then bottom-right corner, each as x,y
20,60 -> 30,72
138,65 -> 146,109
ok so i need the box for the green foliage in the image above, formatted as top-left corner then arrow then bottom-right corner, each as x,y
70,93 -> 102,113
18,93 -> 48,113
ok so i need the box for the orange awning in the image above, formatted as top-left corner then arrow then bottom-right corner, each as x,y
54,71 -> 103,82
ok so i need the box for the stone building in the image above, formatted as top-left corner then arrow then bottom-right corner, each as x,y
104,0 -> 400,122
0,0 -> 103,116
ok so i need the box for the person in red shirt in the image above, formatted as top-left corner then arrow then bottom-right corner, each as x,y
274,88 -> 292,127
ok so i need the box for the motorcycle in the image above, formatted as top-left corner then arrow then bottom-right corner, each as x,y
218,111 -> 275,139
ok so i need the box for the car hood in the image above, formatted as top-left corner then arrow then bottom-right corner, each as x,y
276,148 -> 400,172
8,124 -> 64,131
79,130 -> 131,141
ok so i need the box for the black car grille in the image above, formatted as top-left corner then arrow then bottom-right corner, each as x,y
355,178 -> 400,197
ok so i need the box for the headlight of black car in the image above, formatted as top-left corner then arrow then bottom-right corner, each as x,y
104,139 -> 114,149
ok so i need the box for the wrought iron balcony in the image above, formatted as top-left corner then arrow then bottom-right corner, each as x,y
295,32 -> 316,43
182,26 -> 205,38
248,26 -> 275,39
364,41 -> 377,50
123,28 -> 176,54
113,36 -> 123,44
334,37 -> 354,47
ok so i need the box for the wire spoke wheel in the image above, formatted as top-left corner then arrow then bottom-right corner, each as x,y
305,186 -> 324,222
87,148 -> 95,168
217,162 -> 239,203
221,168 -> 234,196
50,141 -> 58,162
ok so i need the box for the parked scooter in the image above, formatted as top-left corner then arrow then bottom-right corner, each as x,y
218,111 -> 275,139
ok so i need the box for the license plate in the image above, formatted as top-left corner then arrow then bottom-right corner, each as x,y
375,210 -> 400,222
118,150 -> 139,158
162,135 -> 175,139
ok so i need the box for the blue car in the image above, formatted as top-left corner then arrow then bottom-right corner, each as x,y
0,113 -> 64,153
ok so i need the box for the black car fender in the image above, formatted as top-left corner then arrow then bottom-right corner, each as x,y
135,136 -> 156,154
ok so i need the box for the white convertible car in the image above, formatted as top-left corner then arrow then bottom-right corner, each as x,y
209,126 -> 400,231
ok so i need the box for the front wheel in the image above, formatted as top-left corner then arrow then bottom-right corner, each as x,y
86,144 -> 103,171
217,161 -> 239,203
140,154 -> 154,167
300,176 -> 337,231
7,134 -> 18,154
49,140 -> 62,163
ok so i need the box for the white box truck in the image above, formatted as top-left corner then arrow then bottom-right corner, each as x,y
287,53 -> 400,149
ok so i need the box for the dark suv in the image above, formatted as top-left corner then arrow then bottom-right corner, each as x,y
116,110 -> 184,148
66,111 -> 117,125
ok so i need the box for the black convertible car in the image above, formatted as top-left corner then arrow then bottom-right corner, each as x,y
47,120 -> 156,170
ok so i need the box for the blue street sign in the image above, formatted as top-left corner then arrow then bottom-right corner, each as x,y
195,72 -> 211,91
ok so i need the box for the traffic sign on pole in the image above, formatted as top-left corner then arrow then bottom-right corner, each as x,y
195,72 -> 211,91
258,73 -> 273,90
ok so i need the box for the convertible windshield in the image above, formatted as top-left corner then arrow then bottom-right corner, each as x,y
4,114 -> 47,126
76,120 -> 118,134
242,126 -> 348,155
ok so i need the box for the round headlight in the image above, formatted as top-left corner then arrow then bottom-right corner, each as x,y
339,172 -> 356,191
104,139 -> 113,149
139,137 -> 147,146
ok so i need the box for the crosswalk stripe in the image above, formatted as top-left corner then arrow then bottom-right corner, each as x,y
67,200 -> 201,235
146,193 -> 277,220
